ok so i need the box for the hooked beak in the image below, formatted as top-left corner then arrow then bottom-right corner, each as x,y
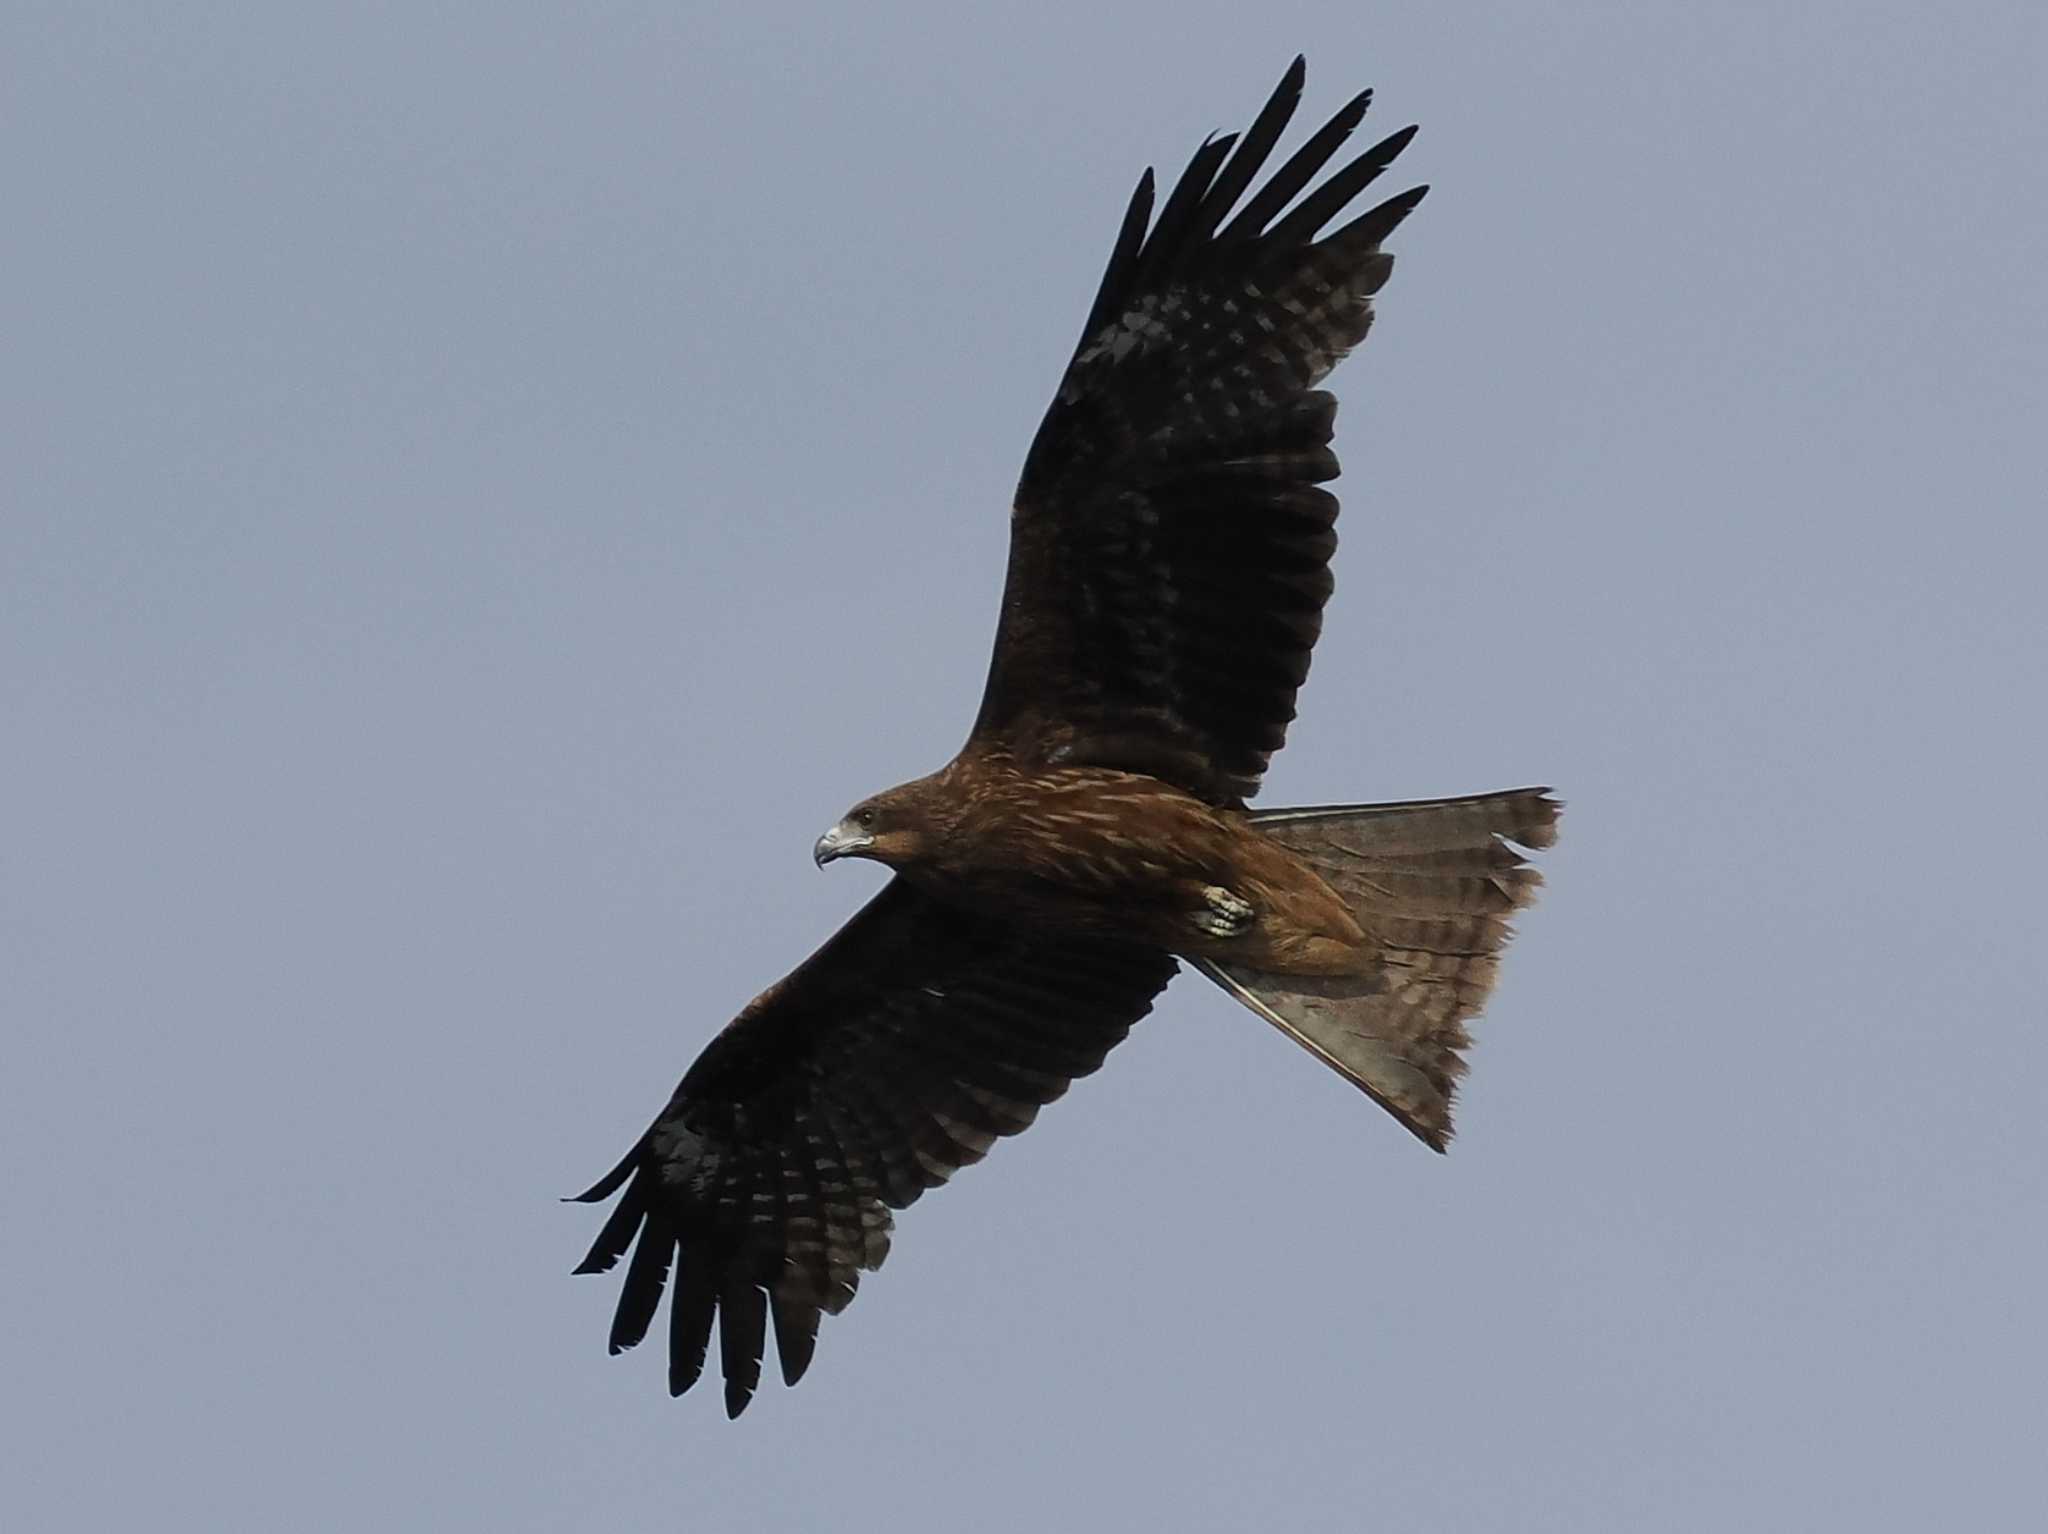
813,819 -> 874,868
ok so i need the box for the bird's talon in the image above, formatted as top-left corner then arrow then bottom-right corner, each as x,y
1195,885 -> 1254,937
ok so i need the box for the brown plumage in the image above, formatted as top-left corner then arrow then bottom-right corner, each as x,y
572,59 -> 1559,1417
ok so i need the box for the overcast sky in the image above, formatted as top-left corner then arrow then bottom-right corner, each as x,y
5,3 -> 2044,1529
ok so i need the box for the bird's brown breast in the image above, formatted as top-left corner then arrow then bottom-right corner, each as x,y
899,761 -> 1368,970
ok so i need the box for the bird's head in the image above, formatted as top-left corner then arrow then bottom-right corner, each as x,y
813,782 -> 938,871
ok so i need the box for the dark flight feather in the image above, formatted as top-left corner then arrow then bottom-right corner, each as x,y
771,1292 -> 819,1387
719,1282 -> 768,1418
1079,169 -> 1156,348
1264,125 -> 1419,246
667,1259 -> 717,1397
608,1211 -> 673,1355
1128,132 -> 1238,293
1184,54 -> 1306,252
1218,85 -> 1373,243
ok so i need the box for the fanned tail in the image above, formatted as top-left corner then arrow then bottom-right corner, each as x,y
1196,788 -> 1558,1149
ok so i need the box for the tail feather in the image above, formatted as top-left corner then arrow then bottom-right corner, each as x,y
1199,787 -> 1557,1149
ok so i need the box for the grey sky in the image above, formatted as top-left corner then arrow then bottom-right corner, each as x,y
5,2 -> 2044,1528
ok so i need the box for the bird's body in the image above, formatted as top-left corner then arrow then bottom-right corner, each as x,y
573,59 -> 1559,1416
833,754 -> 1371,971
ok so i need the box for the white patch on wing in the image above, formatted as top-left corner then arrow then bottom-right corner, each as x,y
1073,292 -> 1186,370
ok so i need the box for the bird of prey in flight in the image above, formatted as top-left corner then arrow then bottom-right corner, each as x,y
572,58 -> 1558,1417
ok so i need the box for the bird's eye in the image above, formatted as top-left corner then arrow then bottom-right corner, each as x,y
854,807 -> 875,828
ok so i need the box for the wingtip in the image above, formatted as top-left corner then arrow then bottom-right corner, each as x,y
1388,183 -> 1431,231
606,1326 -> 647,1357
567,1140 -> 644,1202
669,1350 -> 708,1400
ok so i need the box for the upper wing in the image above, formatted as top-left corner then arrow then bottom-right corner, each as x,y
570,879 -> 1177,1416
972,58 -> 1425,805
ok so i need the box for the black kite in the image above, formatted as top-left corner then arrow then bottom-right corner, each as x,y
573,59 -> 1558,1416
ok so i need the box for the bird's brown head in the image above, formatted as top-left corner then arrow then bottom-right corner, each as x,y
813,781 -> 941,871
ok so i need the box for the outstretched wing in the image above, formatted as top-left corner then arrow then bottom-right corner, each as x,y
972,58 -> 1425,805
570,880 -> 1177,1416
